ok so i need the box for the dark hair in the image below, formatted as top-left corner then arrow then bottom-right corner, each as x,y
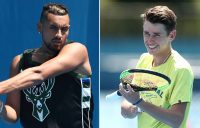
141,6 -> 177,35
40,3 -> 69,23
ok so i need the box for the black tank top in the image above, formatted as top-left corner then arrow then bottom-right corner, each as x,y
19,48 -> 93,128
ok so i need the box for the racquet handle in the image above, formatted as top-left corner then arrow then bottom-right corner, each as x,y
105,90 -> 122,101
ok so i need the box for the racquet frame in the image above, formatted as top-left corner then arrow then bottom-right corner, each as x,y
120,69 -> 171,91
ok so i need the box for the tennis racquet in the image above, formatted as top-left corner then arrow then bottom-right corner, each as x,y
106,69 -> 171,101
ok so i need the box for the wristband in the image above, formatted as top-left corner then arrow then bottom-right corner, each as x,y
138,107 -> 142,113
133,98 -> 143,105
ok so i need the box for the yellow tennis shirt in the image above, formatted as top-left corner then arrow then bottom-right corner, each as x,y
136,50 -> 194,128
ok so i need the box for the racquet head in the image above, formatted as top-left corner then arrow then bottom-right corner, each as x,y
106,69 -> 171,101
120,69 -> 171,92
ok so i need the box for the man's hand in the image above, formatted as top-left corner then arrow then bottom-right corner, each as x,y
119,83 -> 140,105
121,100 -> 139,119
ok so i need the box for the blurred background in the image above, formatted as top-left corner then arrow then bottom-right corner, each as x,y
100,0 -> 200,128
0,0 -> 99,128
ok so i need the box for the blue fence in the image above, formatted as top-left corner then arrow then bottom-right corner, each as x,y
0,0 -> 99,127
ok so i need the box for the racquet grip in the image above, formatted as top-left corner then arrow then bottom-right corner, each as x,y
105,91 -> 122,101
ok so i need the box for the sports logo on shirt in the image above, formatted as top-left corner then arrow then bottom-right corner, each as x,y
23,78 -> 55,122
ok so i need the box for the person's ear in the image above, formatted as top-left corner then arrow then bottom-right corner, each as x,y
37,22 -> 42,34
168,30 -> 176,41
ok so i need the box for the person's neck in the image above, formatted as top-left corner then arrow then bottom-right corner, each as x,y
33,46 -> 58,61
40,44 -> 59,57
152,50 -> 172,67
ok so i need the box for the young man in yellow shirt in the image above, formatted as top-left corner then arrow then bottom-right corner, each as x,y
119,6 -> 194,128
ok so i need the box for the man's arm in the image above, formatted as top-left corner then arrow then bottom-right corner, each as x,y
119,84 -> 186,128
0,55 -> 21,122
137,99 -> 186,128
0,42 -> 91,94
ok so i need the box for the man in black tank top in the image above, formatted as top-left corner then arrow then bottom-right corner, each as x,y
0,3 -> 93,128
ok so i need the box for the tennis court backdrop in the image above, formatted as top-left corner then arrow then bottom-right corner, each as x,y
100,0 -> 200,127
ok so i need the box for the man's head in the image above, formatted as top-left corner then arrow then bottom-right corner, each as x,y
38,3 -> 70,53
142,6 -> 177,35
141,6 -> 177,55
40,3 -> 69,24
